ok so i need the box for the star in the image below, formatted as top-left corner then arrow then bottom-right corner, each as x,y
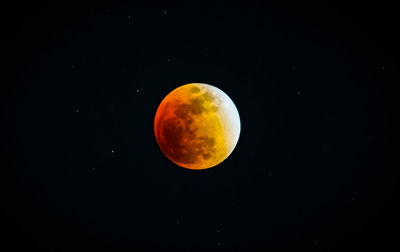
75,109 -> 79,113
297,90 -> 301,95
136,89 -> 140,93
111,149 -> 115,153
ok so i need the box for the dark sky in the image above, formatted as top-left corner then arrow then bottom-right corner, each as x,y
2,4 -> 398,251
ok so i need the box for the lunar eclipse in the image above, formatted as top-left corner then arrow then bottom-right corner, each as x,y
154,83 -> 240,170
3,6 -> 396,250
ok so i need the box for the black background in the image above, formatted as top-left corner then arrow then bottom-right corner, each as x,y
1,4 -> 398,251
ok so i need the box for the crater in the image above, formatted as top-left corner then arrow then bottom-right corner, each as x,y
211,105 -> 219,112
190,87 -> 200,93
190,97 -> 206,114
174,103 -> 191,118
198,135 -> 216,147
202,91 -> 215,102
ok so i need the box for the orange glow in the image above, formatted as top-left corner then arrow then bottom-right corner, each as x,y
154,83 -> 240,170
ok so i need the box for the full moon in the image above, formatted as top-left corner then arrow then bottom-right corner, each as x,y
154,83 -> 241,170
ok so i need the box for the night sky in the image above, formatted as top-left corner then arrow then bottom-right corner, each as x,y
2,4 -> 398,251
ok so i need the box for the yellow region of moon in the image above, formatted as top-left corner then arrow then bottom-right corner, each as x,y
154,83 -> 240,170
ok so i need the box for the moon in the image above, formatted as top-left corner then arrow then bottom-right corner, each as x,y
154,83 -> 241,170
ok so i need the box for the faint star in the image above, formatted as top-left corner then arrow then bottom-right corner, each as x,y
217,242 -> 221,246
163,10 -> 167,15
167,58 -> 171,62
71,65 -> 75,69
217,229 -> 220,233
381,66 -> 385,70
76,109 -> 79,113
297,90 -> 301,95
314,240 -> 318,245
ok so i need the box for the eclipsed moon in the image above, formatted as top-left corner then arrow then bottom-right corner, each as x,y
154,83 -> 240,170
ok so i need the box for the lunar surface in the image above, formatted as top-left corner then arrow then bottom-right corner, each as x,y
154,83 -> 240,170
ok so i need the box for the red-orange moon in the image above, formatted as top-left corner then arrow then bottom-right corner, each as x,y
154,83 -> 240,170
